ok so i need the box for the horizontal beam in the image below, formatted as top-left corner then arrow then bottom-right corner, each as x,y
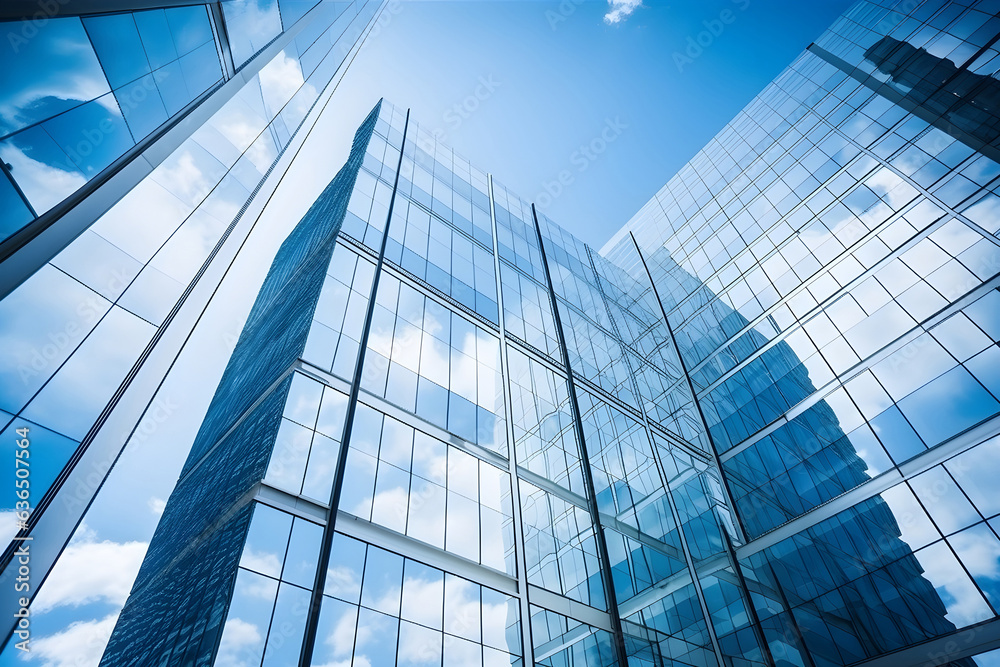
847,617 -> 1000,667
0,0 -> 203,21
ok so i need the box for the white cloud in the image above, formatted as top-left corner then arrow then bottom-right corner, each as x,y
950,530 -> 1000,581
325,605 -> 359,658
31,526 -> 147,614
258,51 -> 314,122
399,576 -> 445,629
370,316 -> 490,410
151,150 -> 212,207
314,660 -> 369,667
0,73 -> 111,135
915,542 -> 994,628
210,94 -> 267,155
238,548 -> 283,582
0,511 -> 19,547
604,0 -> 642,24
368,485 -> 409,533
30,613 -> 119,667
90,176 -> 193,263
147,497 -> 166,517
215,618 -> 263,667
0,143 -> 87,214
324,566 -> 361,607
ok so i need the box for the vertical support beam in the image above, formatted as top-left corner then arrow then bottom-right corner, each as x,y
629,233 -> 777,667
530,205 -> 630,667
486,175 -> 536,666
581,245 -> 727,667
208,1 -> 237,79
299,108 -> 410,667
627,233 -> 748,545
721,531 -> 784,667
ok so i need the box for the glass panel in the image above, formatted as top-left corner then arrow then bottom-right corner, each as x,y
115,74 -> 169,141
912,541 -> 993,628
134,9 -> 178,70
0,265 -> 110,414
278,0 -> 320,27
360,546 -> 403,616
261,582 -> 310,665
312,596 -> 358,665
241,503 -> 292,578
222,0 -> 284,67
0,171 -> 33,241
40,93 -> 135,176
218,568 -> 278,667
0,418 -> 78,545
282,518 -> 322,589
20,305 -> 155,440
945,436 -> 1000,519
0,124 -> 87,214
82,13 -> 151,89
0,17 -> 110,138
324,532 -> 366,604
164,5 -> 215,56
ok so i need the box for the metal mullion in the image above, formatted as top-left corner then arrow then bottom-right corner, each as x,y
846,615 -> 1000,667
582,244 -> 732,667
208,1 -> 237,80
630,233 -> 749,545
486,173 -> 535,666
629,231 -> 787,664
298,106 -> 409,667
530,204 -> 630,667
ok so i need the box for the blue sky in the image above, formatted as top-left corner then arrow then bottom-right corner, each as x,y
325,0 -> 857,247
0,3 -> 865,664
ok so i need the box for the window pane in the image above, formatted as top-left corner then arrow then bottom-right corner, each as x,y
0,17 -> 109,137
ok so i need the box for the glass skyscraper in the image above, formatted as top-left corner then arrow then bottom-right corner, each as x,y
4,0 -> 1000,666
0,0 -> 388,656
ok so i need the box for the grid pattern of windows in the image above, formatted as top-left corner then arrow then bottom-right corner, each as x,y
0,0 -> 384,564
606,1 -> 1000,664
0,6 -> 222,231
316,532 -> 523,667
12,1 -> 1000,665
340,402 -> 516,574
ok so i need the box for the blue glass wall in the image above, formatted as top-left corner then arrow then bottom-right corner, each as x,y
0,0 -> 387,658
99,100 -> 382,666
0,6 -> 223,236
7,0 -> 1000,665
0,0 -> 378,567
608,1 -> 1000,664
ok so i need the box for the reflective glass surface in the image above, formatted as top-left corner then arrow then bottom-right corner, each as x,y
0,4 -> 392,665
7,1 -> 1000,665
0,5 -> 222,240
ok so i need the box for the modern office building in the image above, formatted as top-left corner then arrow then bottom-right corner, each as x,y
4,0 -> 1000,665
0,0 -> 389,652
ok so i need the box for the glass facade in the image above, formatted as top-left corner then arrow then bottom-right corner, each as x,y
4,0 -> 1000,666
0,0 -> 387,659
602,1 -> 1000,664
0,5 -> 222,233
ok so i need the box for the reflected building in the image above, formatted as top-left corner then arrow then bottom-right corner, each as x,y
605,0 -> 1000,663
0,0 -> 389,654
864,35 -> 1000,150
4,0 -> 1000,666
